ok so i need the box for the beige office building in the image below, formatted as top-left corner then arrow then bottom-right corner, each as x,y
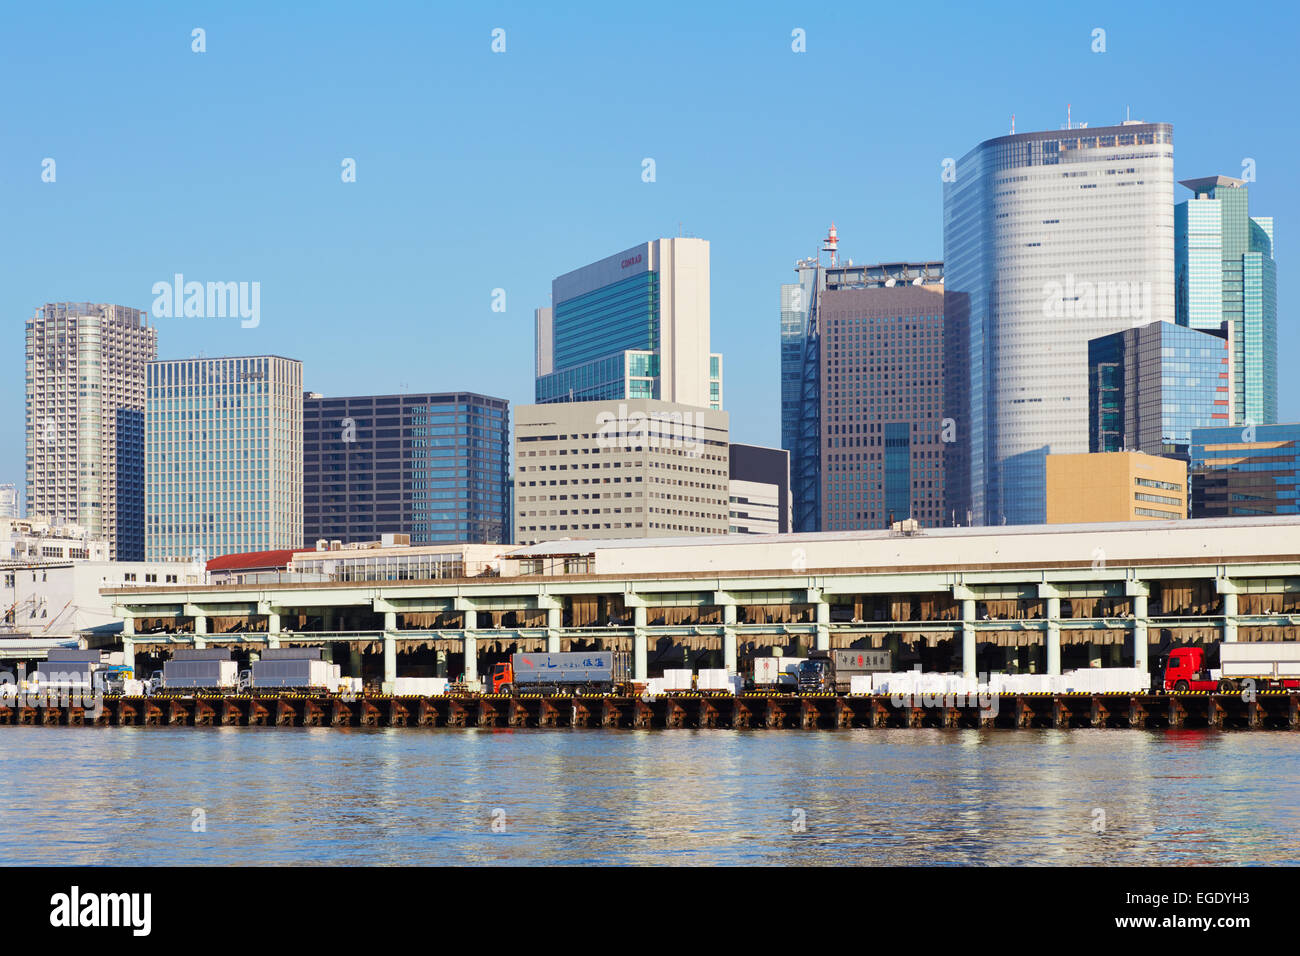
1045,451 -> 1187,523
25,302 -> 157,560
513,400 -> 730,545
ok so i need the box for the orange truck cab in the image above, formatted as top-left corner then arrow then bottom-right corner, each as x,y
489,660 -> 514,694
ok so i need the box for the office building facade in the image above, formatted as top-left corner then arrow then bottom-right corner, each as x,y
1175,175 -> 1277,426
0,485 -> 17,519
728,443 -> 791,534
304,392 -> 510,546
146,356 -> 303,562
944,121 -> 1176,526
1190,423 -> 1300,517
513,400 -> 730,545
25,302 -> 157,560
535,238 -> 722,409
1088,320 -> 1231,461
1045,451 -> 1187,522
781,246 -> 946,531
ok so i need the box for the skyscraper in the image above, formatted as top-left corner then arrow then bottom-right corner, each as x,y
1088,320 -> 1231,461
944,120 -> 1175,526
780,233 -> 945,531
535,238 -> 722,409
145,356 -> 302,561
304,391 -> 510,546
25,302 -> 157,560
1175,175 -> 1277,426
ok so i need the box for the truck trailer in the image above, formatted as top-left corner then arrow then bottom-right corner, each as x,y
156,649 -> 244,692
250,647 -> 337,691
1161,642 -> 1300,693
489,651 -> 631,695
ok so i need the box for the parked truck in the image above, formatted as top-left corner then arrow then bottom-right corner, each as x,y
797,648 -> 893,694
155,649 -> 245,693
250,647 -> 337,692
1162,642 -> 1300,693
751,656 -> 805,691
489,651 -> 631,695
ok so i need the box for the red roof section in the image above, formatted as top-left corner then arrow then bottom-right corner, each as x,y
206,548 -> 313,572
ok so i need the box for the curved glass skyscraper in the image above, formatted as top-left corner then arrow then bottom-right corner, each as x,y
943,121 -> 1175,525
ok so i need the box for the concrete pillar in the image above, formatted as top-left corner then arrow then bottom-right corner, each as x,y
383,611 -> 397,690
633,605 -> 648,680
547,605 -> 561,653
192,635 -> 207,650
121,615 -> 135,638
268,611 -> 280,635
463,609 -> 478,684
1223,590 -> 1238,643
1046,596 -> 1061,676
383,635 -> 397,686
1133,592 -> 1148,677
121,637 -> 135,673
266,633 -> 280,650
961,598 -> 976,680
815,600 -> 830,652
722,604 -> 738,674
349,643 -> 362,680
194,615 -> 207,637
323,609 -> 335,633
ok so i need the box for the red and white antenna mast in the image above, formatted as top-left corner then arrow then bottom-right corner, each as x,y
822,222 -> 839,267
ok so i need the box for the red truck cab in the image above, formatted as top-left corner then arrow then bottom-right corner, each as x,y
1163,646 -> 1224,693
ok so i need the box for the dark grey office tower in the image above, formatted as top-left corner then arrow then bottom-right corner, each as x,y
303,392 -> 510,546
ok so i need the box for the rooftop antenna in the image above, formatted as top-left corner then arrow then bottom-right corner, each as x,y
1067,103 -> 1072,130
1011,113 -> 1015,134
822,222 -> 839,268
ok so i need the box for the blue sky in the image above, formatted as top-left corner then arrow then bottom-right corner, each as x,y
2,0 -> 1295,498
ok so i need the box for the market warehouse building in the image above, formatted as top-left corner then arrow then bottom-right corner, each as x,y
103,516 -> 1300,689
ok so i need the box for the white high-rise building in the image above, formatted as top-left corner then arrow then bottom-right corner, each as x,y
25,303 -> 157,560
0,484 -> 18,519
943,120 -> 1175,526
146,356 -> 303,562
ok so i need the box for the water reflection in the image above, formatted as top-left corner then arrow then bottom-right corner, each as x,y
0,727 -> 1295,866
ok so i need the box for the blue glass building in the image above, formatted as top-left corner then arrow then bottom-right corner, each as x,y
535,238 -> 722,409
304,392 -> 510,546
1176,176 -> 1277,426
1088,321 -> 1231,462
1190,423 -> 1300,517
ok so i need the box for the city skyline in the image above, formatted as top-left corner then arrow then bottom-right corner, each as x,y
3,3 -> 1296,514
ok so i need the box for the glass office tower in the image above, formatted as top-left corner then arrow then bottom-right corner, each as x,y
1190,423 -> 1300,517
1088,320 -> 1231,462
1175,175 -> 1277,426
943,121 -> 1175,526
304,392 -> 510,546
146,356 -> 302,561
25,302 -> 156,560
535,238 -> 722,409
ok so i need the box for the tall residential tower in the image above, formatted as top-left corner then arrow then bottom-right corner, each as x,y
25,302 -> 157,560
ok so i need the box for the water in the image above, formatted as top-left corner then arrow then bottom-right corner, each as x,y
1,727 -> 1297,866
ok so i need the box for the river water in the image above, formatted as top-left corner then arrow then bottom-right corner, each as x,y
1,727 -> 1296,866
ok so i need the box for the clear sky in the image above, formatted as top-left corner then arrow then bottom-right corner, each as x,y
2,0 -> 1295,503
